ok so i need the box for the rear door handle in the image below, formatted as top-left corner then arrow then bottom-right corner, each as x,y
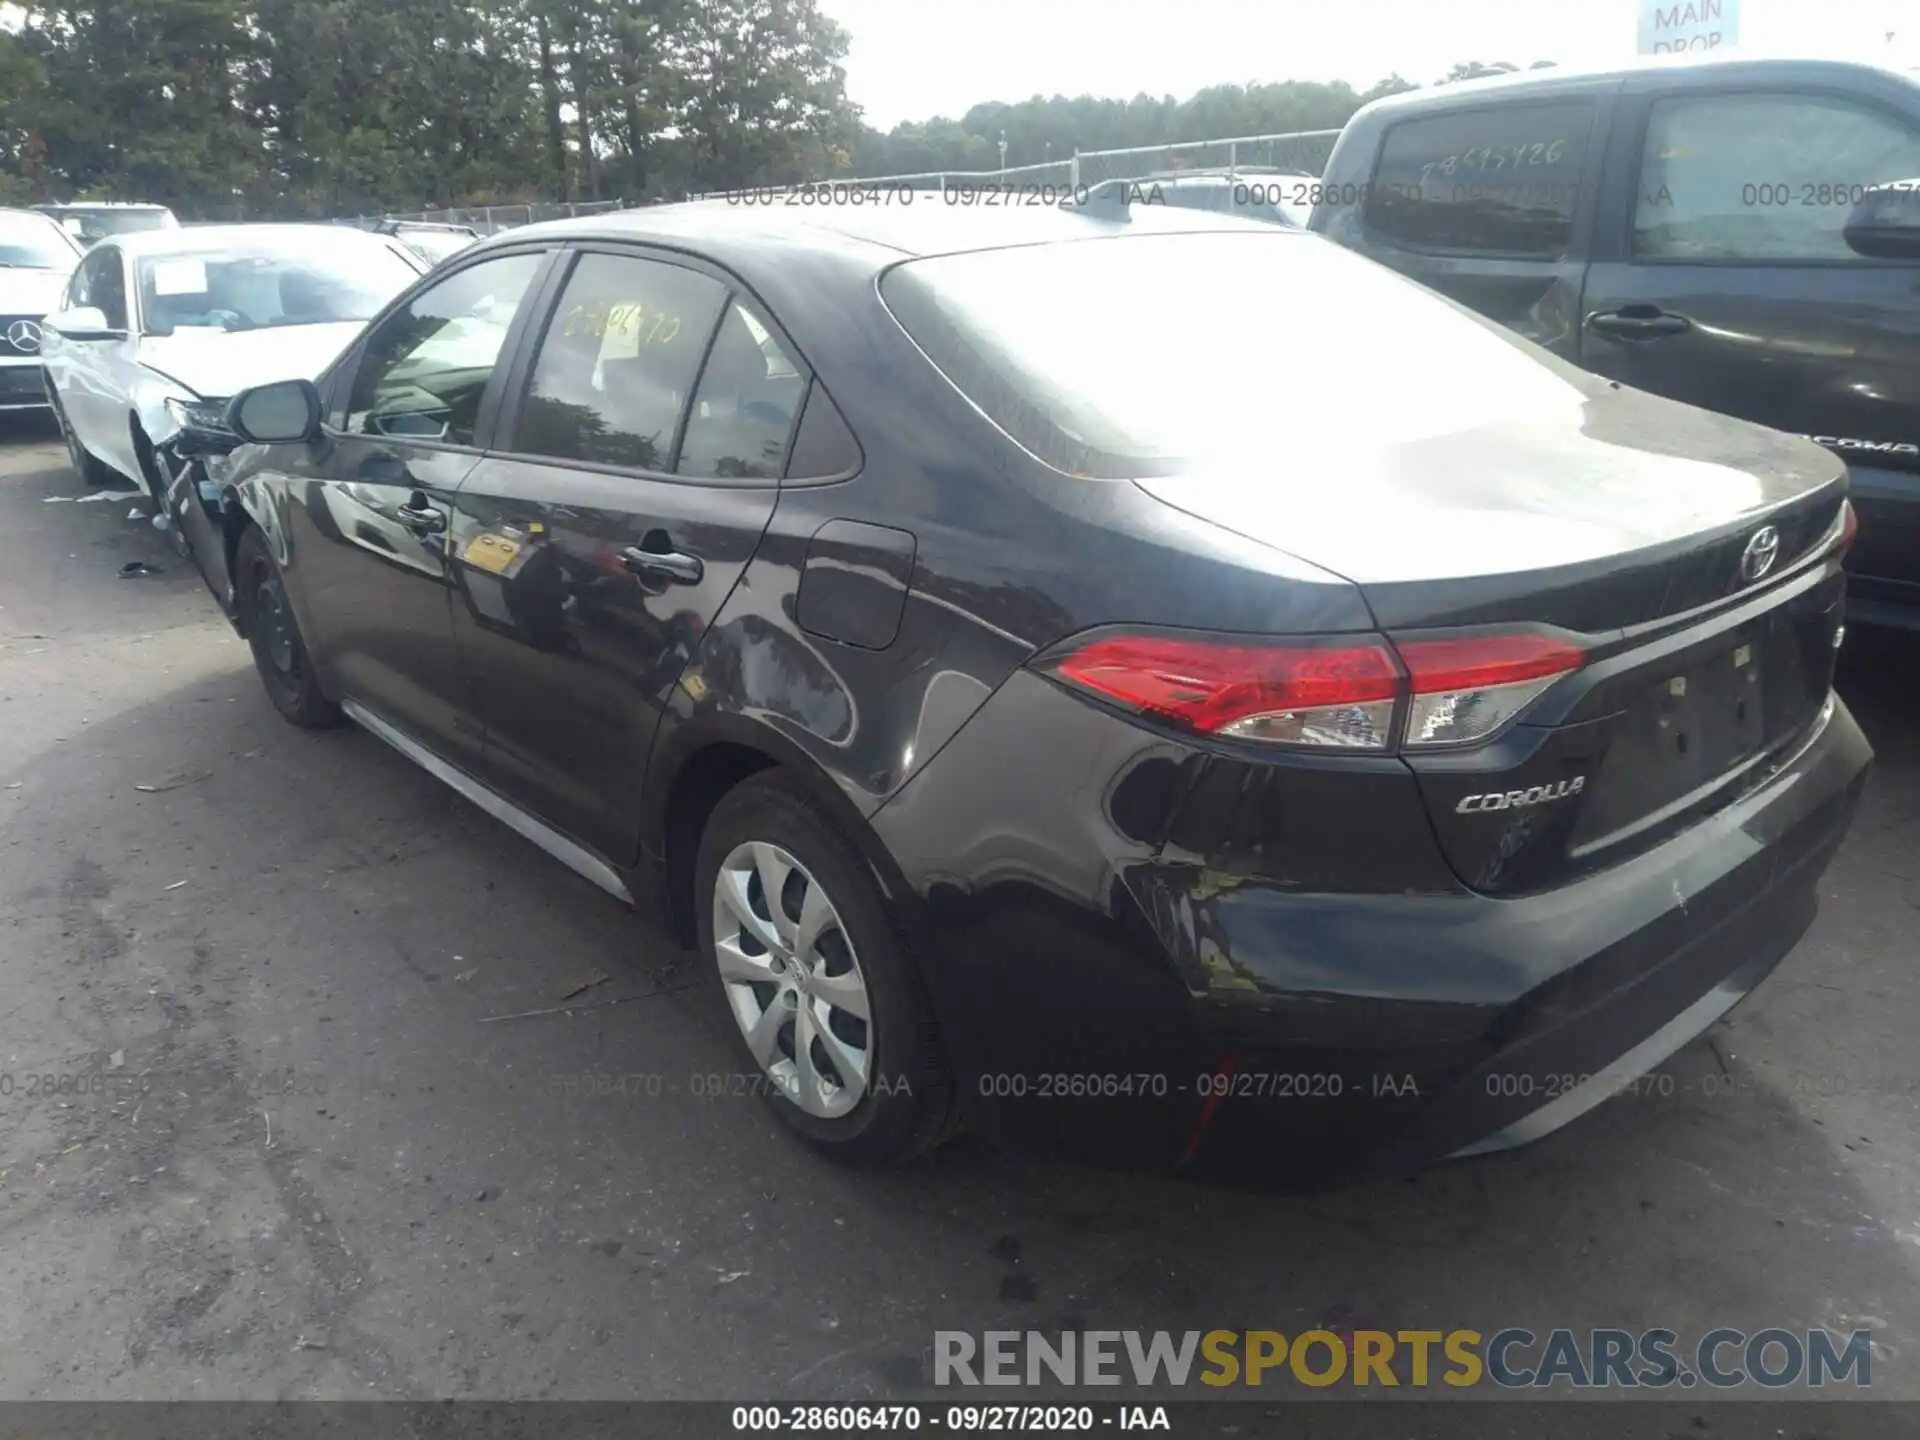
622,537 -> 704,585
396,492 -> 447,534
1586,308 -> 1692,340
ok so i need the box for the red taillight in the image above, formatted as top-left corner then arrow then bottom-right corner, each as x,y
1045,633 -> 1401,749
1041,629 -> 1585,751
1397,633 -> 1584,748
1839,499 -> 1859,558
1397,634 -> 1586,694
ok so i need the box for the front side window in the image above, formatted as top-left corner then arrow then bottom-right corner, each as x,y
676,303 -> 807,479
1362,102 -> 1593,256
88,246 -> 128,329
137,234 -> 420,336
1633,93 -> 1920,261
66,248 -> 100,310
513,252 -> 726,471
345,251 -> 546,445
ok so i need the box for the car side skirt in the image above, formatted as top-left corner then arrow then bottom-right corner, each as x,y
342,698 -> 635,906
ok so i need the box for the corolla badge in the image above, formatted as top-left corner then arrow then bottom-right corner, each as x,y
1739,525 -> 1781,584
1456,776 -> 1586,814
6,320 -> 42,353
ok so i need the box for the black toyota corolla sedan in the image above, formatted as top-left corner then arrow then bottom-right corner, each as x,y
167,200 -> 1871,1185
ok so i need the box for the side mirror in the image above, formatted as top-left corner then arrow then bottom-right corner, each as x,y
47,306 -> 122,342
226,378 -> 322,445
1844,180 -> 1920,260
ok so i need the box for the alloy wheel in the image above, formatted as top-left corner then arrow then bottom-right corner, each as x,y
54,401 -> 85,473
711,840 -> 873,1120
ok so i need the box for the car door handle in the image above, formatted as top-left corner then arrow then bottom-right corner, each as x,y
396,494 -> 447,534
621,538 -> 704,585
1586,308 -> 1692,340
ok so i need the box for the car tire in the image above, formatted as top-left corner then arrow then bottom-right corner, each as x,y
49,385 -> 115,490
131,422 -> 172,514
234,524 -> 341,729
695,772 -> 957,1165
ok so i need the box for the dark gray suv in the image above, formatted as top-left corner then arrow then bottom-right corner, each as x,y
1312,56 -> 1920,630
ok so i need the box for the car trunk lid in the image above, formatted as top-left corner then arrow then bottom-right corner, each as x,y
1135,384 -> 1849,893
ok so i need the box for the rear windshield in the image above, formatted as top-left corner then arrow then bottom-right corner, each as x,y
880,230 -> 1579,478
57,208 -> 176,239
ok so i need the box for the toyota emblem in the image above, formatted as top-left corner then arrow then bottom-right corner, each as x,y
1739,525 -> 1781,584
5,319 -> 42,353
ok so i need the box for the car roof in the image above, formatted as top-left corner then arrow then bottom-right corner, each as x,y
472,199 -> 1290,276
106,222 -> 408,258
1,205 -> 73,225
1353,54 -> 1918,118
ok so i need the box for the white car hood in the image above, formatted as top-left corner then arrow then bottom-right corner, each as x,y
137,321 -> 366,400
0,268 -> 73,317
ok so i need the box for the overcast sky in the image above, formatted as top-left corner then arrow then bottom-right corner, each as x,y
820,0 -> 1918,128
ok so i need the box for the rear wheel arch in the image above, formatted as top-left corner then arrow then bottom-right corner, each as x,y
651,721 -> 919,952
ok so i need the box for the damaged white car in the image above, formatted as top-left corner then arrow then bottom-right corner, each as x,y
40,224 -> 426,504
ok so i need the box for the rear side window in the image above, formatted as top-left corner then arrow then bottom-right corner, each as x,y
784,382 -> 861,479
676,302 -> 807,480
514,252 -> 726,472
1633,93 -> 1920,261
1362,102 -> 1593,256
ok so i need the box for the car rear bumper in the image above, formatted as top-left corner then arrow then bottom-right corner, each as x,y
1368,699 -> 1857,1175
874,669 -> 1871,1186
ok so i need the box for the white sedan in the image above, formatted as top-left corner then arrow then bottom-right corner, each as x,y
40,224 -> 426,502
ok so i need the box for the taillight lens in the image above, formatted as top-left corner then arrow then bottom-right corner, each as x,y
1043,633 -> 1401,749
1839,499 -> 1858,558
1398,633 -> 1584,748
1040,628 -> 1583,751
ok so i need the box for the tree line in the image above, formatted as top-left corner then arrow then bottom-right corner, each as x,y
0,2 -> 1549,218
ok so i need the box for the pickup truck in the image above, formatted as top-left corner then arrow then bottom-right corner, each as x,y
1311,56 -> 1920,630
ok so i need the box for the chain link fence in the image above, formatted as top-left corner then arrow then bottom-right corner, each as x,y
684,159 -> 1077,203
346,199 -> 630,234
1073,129 -> 1341,188
343,128 -> 1339,228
